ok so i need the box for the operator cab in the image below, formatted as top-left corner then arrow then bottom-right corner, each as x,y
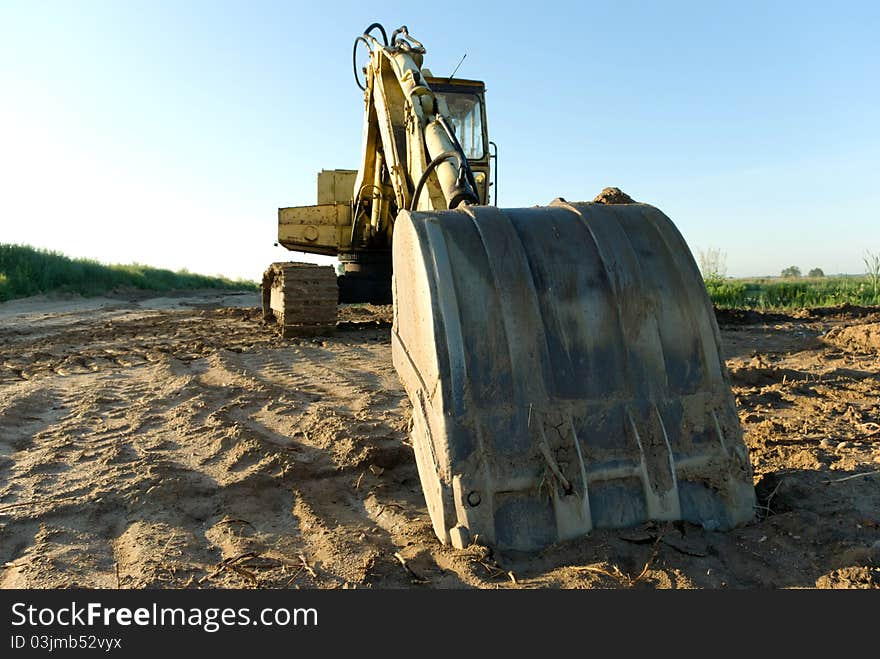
425,76 -> 492,205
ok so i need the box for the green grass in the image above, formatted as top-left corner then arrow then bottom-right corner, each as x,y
5,242 -> 875,312
0,244 -> 257,303
705,275 -> 880,309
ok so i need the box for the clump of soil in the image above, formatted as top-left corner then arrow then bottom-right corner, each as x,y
593,187 -> 635,204
825,322 -> 880,353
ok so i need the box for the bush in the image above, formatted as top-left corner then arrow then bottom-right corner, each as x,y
0,244 -> 257,303
781,266 -> 801,278
808,268 -> 824,278
698,248 -> 727,284
866,251 -> 880,298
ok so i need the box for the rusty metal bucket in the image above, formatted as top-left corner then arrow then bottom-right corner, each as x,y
391,199 -> 755,552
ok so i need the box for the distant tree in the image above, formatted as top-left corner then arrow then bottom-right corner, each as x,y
808,267 -> 825,278
781,266 -> 801,278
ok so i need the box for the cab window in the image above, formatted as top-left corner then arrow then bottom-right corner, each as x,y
437,92 -> 485,160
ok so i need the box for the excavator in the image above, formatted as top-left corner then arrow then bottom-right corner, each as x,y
263,23 -> 756,552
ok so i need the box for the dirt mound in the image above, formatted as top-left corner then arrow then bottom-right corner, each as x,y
727,363 -> 811,387
714,308 -> 798,326
715,305 -> 880,327
592,187 -> 635,204
825,322 -> 880,353
337,304 -> 393,327
794,303 -> 880,321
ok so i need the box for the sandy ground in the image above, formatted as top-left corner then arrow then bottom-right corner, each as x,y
1,291 -> 879,589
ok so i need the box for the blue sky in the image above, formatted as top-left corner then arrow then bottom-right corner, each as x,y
1,1 -> 878,279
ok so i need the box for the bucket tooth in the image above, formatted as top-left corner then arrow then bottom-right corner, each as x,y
392,200 -> 756,552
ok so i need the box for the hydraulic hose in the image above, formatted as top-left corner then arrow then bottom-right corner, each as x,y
352,36 -> 370,91
363,23 -> 388,46
435,114 -> 480,198
354,23 -> 390,90
410,150 -> 476,212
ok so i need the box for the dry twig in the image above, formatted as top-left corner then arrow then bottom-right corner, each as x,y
573,537 -> 661,587
198,551 -> 259,584
285,565 -> 306,587
298,553 -> 317,579
755,478 -> 784,518
393,552 -> 429,584
822,470 -> 880,484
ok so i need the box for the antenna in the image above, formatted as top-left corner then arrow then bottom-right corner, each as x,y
448,53 -> 467,81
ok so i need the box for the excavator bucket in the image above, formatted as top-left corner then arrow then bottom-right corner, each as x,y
391,199 -> 755,552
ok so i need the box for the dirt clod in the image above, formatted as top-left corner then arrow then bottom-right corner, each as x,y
592,187 -> 635,204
